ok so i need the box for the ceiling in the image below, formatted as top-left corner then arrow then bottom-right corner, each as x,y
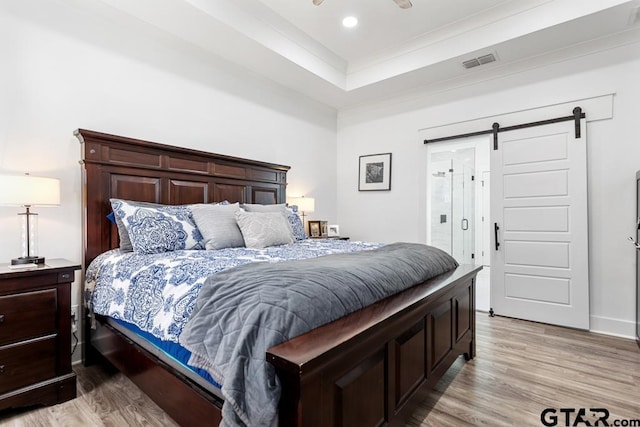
256,0 -> 514,66
86,0 -> 640,108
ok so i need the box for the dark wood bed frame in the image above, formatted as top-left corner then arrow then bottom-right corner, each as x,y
77,128 -> 481,427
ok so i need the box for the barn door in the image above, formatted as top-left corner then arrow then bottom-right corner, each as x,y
490,119 -> 589,329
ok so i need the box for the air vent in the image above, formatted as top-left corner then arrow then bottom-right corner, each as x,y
462,58 -> 480,69
462,53 -> 497,69
478,53 -> 496,64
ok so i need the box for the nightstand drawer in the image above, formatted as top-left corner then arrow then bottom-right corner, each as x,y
0,336 -> 57,394
0,289 -> 57,346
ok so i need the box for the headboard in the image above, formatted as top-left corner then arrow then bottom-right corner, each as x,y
76,129 -> 290,268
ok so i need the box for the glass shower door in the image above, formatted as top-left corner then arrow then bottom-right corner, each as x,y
429,148 -> 475,264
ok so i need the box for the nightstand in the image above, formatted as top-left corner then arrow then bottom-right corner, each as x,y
0,259 -> 80,411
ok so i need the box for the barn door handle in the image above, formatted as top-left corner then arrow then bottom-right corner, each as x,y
494,223 -> 500,250
461,218 -> 469,230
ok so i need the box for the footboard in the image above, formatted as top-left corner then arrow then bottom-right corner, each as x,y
267,264 -> 480,427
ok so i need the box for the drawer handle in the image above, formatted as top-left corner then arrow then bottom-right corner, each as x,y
0,314 -> 4,323
0,365 -> 4,373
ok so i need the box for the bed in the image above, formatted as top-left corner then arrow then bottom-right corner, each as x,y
77,128 -> 482,427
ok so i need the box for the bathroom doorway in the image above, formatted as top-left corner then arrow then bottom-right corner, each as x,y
426,137 -> 491,311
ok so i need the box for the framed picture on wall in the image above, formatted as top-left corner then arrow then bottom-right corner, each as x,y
308,220 -> 321,237
359,153 -> 392,191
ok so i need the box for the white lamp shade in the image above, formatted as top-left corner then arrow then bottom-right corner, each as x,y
0,174 -> 61,206
288,196 -> 315,213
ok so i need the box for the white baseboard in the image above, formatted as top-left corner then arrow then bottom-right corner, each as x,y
589,315 -> 636,340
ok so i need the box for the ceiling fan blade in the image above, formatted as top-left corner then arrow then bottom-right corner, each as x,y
312,0 -> 324,5
393,0 -> 412,9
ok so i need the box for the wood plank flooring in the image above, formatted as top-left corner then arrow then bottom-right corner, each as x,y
407,315 -> 640,427
1,314 -> 638,426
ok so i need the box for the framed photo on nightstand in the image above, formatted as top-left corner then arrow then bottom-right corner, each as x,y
308,221 -> 321,237
320,221 -> 328,237
308,221 -> 329,238
328,224 -> 340,237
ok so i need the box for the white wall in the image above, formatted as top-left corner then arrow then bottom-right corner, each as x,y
337,41 -> 640,338
0,0 -> 338,347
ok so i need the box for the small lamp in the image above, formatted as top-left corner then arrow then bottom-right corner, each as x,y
287,196 -> 315,221
0,174 -> 61,265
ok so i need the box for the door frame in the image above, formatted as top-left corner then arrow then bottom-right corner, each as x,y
425,136 -> 491,264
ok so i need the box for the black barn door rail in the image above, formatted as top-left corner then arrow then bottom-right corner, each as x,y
423,107 -> 584,150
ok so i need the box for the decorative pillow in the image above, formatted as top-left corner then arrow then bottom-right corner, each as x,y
235,211 -> 294,249
241,203 -> 287,213
110,199 -> 203,254
110,200 -> 165,252
190,203 -> 245,250
286,205 -> 306,241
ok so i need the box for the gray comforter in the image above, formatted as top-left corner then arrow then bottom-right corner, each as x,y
179,242 -> 458,427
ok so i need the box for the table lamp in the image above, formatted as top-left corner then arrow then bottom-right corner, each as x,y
0,174 -> 61,265
288,196 -> 315,220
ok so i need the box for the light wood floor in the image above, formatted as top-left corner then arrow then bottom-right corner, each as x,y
1,314 -> 639,426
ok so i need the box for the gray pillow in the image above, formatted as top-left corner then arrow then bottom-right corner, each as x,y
191,203 -> 244,250
113,209 -> 134,252
241,203 -> 287,213
235,211 -> 294,249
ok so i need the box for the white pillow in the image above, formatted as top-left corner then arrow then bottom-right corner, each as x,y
191,203 -> 245,250
235,211 -> 294,249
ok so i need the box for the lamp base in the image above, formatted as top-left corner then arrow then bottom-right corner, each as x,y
11,256 -> 45,265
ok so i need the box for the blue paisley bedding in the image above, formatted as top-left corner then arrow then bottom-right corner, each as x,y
85,239 -> 383,344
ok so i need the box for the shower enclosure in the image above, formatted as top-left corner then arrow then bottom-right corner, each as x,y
429,148 -> 475,264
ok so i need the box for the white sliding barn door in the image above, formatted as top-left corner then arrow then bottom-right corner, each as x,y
490,120 -> 589,329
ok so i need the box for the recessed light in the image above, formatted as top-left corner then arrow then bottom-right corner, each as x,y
342,16 -> 358,28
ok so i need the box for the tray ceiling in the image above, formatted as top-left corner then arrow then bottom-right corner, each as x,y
70,0 -> 640,108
